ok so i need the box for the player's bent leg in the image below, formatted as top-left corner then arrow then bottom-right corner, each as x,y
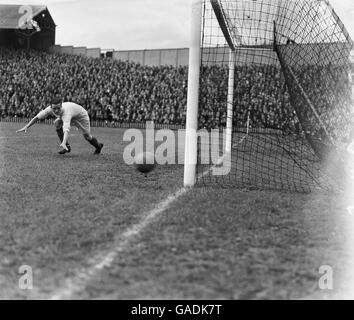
83,133 -> 104,155
74,116 -> 103,154
55,119 -> 71,154
55,119 -> 64,141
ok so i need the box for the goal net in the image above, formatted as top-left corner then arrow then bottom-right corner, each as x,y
184,0 -> 354,192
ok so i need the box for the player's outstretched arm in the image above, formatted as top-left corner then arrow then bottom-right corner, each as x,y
16,116 -> 39,133
59,130 -> 69,151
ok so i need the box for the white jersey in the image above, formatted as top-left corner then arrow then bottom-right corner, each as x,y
37,102 -> 89,133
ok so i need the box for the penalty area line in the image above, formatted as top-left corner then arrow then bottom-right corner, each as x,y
48,187 -> 188,300
48,165 -> 214,300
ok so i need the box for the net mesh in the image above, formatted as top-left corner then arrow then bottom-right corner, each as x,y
196,0 -> 354,193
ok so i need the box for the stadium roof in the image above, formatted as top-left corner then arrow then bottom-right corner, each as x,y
0,4 -> 47,29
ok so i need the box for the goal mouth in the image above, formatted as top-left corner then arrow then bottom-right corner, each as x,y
185,0 -> 354,192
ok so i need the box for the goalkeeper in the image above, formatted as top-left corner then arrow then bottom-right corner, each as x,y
16,98 -> 104,155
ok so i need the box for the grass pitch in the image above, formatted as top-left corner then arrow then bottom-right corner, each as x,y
0,122 -> 353,299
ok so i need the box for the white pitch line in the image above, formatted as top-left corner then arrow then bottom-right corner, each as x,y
0,135 -> 55,140
48,163 -> 217,300
0,134 -> 79,140
49,187 -> 188,300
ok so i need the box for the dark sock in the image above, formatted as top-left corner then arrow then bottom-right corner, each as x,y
88,137 -> 100,149
56,128 -> 64,142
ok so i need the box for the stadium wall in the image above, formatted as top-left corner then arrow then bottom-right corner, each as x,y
73,47 -> 87,56
60,45 -> 74,55
49,45 -> 101,58
112,48 -> 190,67
144,49 -> 161,66
86,48 -> 101,58
49,45 -> 61,54
160,49 -> 178,66
49,44 -> 351,67
47,46 -> 281,66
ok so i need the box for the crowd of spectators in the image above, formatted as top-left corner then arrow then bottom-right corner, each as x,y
294,64 -> 354,142
199,63 -> 298,131
0,47 -> 352,140
0,47 -> 188,125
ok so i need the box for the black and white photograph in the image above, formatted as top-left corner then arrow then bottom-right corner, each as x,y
0,0 -> 354,302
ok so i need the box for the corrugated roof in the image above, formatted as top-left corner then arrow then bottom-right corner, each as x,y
0,4 -> 47,29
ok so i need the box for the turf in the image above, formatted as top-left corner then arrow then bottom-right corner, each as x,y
0,122 -> 353,299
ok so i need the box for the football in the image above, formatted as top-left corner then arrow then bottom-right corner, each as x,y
134,152 -> 156,174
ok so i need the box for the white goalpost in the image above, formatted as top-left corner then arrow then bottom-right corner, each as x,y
184,0 -> 237,187
184,0 -> 203,187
